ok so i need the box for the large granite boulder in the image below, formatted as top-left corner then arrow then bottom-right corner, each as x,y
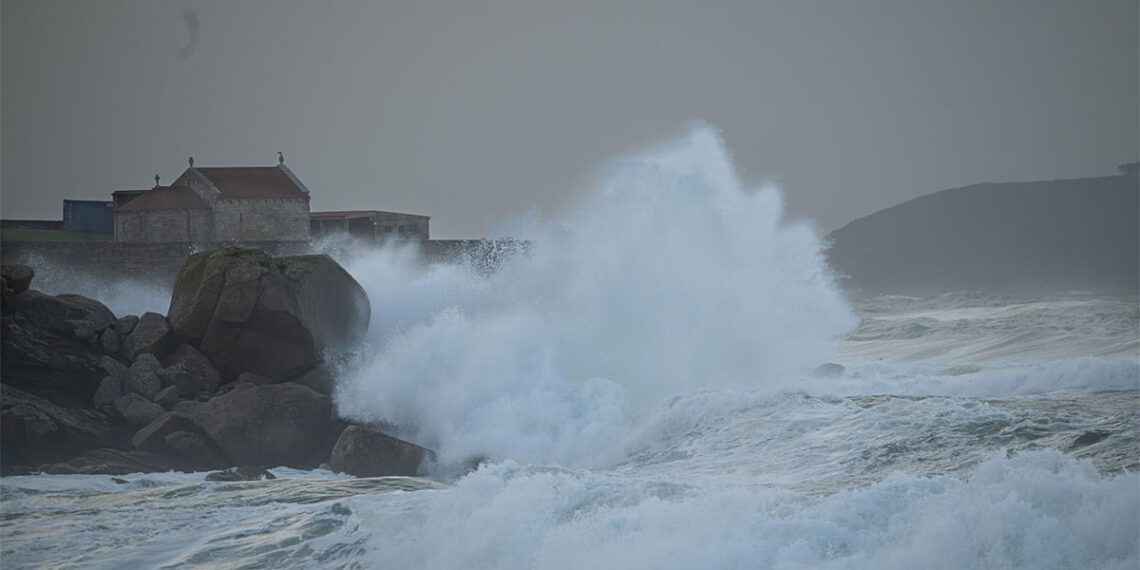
166,248 -> 370,382
182,383 -> 334,468
0,384 -> 129,468
1,289 -> 118,400
328,425 -> 436,477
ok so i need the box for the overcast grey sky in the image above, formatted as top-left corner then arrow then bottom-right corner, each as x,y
2,0 -> 1136,238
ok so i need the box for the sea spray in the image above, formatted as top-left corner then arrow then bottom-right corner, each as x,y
336,124 -> 856,467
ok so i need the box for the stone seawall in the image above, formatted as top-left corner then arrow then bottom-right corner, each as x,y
0,239 -> 525,289
0,241 -> 314,287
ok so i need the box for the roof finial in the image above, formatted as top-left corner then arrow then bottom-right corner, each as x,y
154,174 -> 161,188
277,151 -> 284,165
189,156 -> 195,167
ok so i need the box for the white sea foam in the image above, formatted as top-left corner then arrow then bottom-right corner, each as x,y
351,451 -> 1137,570
336,124 -> 856,466
19,253 -> 171,317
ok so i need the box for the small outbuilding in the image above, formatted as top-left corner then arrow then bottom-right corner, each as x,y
62,200 -> 114,233
310,210 -> 430,241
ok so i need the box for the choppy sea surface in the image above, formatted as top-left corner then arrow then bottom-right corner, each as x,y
3,293 -> 1136,569
3,128 -> 1138,569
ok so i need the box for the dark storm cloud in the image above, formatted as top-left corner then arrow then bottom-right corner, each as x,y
1,0 -> 1136,238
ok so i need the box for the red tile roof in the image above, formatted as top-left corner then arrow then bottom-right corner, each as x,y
115,186 -> 209,211
197,167 -> 309,200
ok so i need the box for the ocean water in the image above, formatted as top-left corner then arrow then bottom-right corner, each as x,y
2,126 -> 1137,569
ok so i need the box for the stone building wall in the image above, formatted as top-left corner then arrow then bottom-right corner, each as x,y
213,199 -> 310,242
115,209 -> 214,243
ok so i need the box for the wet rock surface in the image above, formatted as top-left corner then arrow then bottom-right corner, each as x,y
0,249 -> 382,476
329,425 -> 436,477
167,248 -> 369,382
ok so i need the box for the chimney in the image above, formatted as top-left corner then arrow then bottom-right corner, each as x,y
189,156 -> 195,167
154,174 -> 160,188
277,151 -> 284,165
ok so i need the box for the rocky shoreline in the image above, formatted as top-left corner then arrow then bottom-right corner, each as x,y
1,248 -> 434,480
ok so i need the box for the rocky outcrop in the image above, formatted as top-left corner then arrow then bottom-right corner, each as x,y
0,384 -> 128,467
166,248 -> 369,382
1,288 -> 120,400
1,251 -> 379,476
328,425 -> 436,477
182,383 -> 334,468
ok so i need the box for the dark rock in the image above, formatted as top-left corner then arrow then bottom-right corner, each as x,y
99,328 -> 121,354
164,431 -> 229,469
40,448 -> 189,475
182,383 -> 332,468
329,425 -> 436,477
1,290 -> 118,400
154,386 -> 180,409
101,355 -> 130,380
116,315 -> 139,336
113,393 -> 164,428
126,367 -> 163,400
294,365 -> 337,395
111,477 -> 129,484
813,362 -> 846,379
167,248 -> 369,382
215,381 -> 257,396
56,294 -> 118,343
131,412 -> 198,453
205,466 -> 277,482
236,372 -> 279,386
1,384 -> 129,466
92,376 -> 125,412
1,264 -> 34,295
158,344 -> 221,396
122,312 -> 172,361
132,353 -> 163,372
172,400 -> 203,415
